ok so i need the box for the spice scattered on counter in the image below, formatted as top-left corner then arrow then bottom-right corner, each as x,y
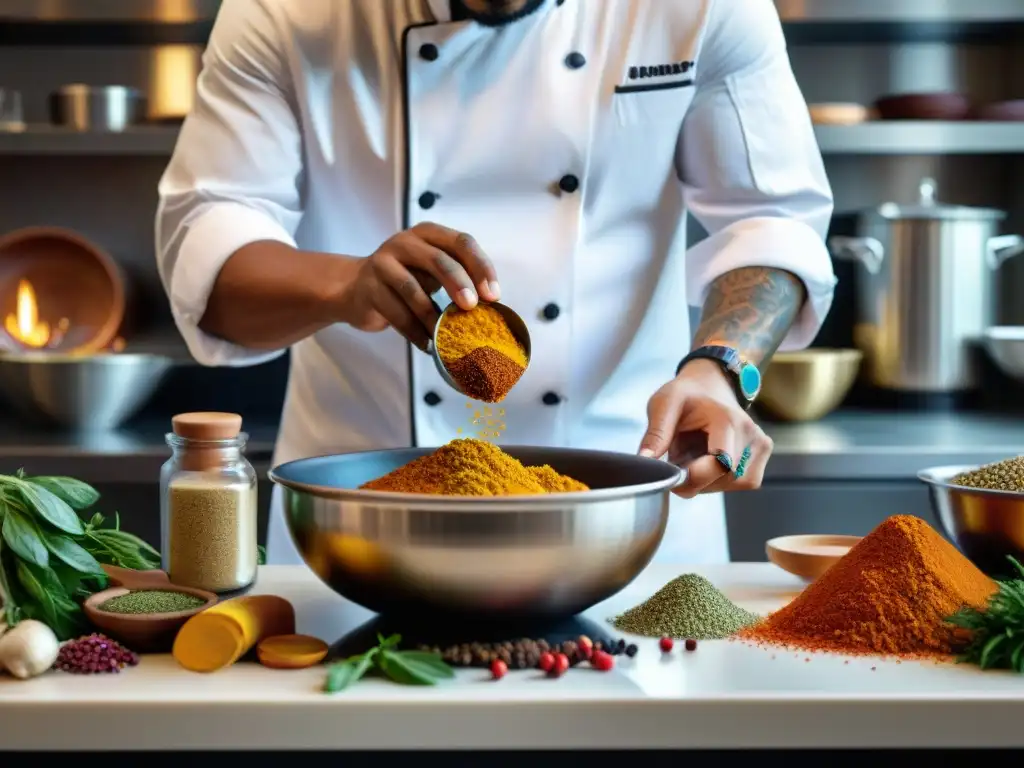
324,633 -> 454,692
257,634 -> 329,670
952,456 -> 1024,491
612,573 -> 759,640
948,556 -> 1024,672
360,438 -> 588,496
99,589 -> 205,615
548,652 -> 570,678
436,305 -> 527,403
0,619 -> 60,679
739,515 -> 996,658
590,650 -> 614,671
173,594 -> 295,673
684,638 -> 698,652
419,634 -> 627,669
55,633 -> 138,674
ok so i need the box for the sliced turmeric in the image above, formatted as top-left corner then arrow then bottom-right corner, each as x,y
257,634 -> 329,670
173,594 -> 295,673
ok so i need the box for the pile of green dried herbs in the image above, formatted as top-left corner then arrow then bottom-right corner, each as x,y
0,471 -> 160,639
948,556 -> 1024,672
324,633 -> 454,692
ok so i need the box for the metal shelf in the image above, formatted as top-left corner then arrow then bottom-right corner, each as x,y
814,122 -> 1024,155
776,0 -> 1024,43
2,123 -> 1021,158
0,125 -> 179,155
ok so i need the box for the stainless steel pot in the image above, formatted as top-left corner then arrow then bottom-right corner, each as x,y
49,85 -> 146,132
829,178 -> 1024,393
269,447 -> 682,620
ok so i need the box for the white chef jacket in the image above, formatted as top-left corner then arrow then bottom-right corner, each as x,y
156,0 -> 836,566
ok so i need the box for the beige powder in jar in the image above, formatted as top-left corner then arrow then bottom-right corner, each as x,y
167,478 -> 257,593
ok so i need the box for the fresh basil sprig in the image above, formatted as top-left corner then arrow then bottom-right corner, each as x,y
324,633 -> 455,692
948,556 -> 1024,673
0,472 -> 160,638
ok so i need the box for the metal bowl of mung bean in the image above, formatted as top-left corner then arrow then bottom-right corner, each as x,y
919,459 -> 1024,578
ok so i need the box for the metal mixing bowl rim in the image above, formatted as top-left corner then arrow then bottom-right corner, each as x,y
918,463 -> 1024,499
268,446 -> 684,507
0,352 -> 172,365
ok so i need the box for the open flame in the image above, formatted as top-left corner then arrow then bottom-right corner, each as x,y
4,279 -> 51,349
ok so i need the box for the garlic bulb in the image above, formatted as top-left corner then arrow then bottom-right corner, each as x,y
0,620 -> 59,679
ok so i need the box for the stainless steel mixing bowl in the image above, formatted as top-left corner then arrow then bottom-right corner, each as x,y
269,447 -> 682,620
0,352 -> 172,431
919,463 -> 1024,577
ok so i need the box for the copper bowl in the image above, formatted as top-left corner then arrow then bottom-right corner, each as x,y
874,93 -> 972,121
0,226 -> 126,354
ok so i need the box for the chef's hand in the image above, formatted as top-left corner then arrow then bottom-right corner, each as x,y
638,359 -> 773,498
340,222 -> 500,350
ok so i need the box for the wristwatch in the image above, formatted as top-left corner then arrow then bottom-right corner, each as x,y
675,344 -> 762,411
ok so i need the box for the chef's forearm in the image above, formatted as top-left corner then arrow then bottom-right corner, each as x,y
199,241 -> 357,350
691,267 -> 806,366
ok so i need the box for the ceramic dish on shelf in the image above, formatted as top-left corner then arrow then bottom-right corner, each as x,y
83,565 -> 217,652
972,100 -> 1024,122
874,92 -> 971,121
808,103 -> 871,126
766,534 -> 862,583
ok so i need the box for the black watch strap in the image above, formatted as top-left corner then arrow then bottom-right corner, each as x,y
676,345 -> 761,410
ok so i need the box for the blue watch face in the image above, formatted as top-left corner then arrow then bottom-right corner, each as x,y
739,362 -> 761,400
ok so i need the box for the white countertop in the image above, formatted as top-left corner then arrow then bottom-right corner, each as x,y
3,563 -> 1024,751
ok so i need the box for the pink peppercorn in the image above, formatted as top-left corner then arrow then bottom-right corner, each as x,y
55,633 -> 139,674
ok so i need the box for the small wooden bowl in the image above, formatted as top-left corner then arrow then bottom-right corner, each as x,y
765,534 -> 862,583
84,565 -> 217,652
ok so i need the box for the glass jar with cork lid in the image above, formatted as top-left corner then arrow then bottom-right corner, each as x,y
159,412 -> 258,594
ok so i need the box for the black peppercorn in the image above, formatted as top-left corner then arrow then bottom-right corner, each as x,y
625,643 -> 639,658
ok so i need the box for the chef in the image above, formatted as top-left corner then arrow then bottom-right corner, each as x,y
156,0 -> 836,565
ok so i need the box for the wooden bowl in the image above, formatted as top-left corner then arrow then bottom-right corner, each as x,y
84,565 -> 217,652
0,226 -> 126,354
765,534 -> 862,583
874,92 -> 971,121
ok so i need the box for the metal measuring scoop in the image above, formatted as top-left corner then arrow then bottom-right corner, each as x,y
429,301 -> 532,396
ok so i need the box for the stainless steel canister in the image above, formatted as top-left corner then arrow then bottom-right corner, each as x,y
49,85 -> 146,132
829,178 -> 1024,393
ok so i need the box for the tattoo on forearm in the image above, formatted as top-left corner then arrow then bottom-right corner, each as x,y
691,267 -> 806,366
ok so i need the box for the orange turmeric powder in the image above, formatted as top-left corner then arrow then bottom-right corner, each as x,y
739,514 -> 996,657
360,438 -> 588,496
435,305 -> 527,403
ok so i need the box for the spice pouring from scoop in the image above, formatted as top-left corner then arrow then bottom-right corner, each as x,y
431,302 -> 532,402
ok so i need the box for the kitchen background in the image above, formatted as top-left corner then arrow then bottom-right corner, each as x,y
0,0 -> 1022,559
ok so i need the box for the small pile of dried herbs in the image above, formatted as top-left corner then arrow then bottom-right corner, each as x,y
0,471 -> 160,639
324,633 -> 454,692
948,556 -> 1024,672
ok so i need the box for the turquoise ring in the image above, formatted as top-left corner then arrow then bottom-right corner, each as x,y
734,445 -> 752,479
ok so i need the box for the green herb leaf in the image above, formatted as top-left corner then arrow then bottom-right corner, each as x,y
43,531 -> 104,575
18,483 -> 83,535
392,650 -> 456,679
24,476 -> 99,511
379,649 -> 442,686
0,538 -> 19,626
257,545 -> 267,566
324,649 -> 378,693
1,507 -> 49,567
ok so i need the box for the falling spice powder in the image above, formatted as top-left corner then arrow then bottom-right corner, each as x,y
99,589 -> 206,615
360,438 -> 588,496
612,573 -> 759,640
436,305 -> 527,403
739,514 -> 996,657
